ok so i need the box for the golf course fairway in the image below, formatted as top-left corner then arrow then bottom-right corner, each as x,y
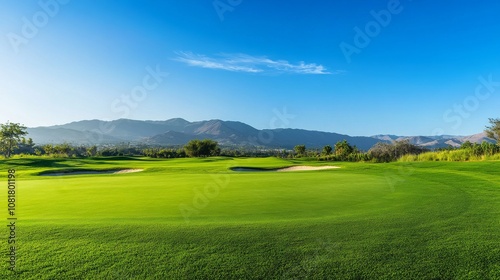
1,157 -> 499,279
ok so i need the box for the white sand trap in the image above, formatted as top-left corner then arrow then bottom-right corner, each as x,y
231,166 -> 340,172
276,166 -> 340,172
113,169 -> 144,174
40,169 -> 144,176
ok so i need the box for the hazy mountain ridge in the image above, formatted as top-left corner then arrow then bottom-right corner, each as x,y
26,119 -> 494,150
372,132 -> 494,149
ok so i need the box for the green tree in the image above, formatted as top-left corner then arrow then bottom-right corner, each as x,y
43,144 -> 55,156
485,118 -> 500,142
0,122 -> 28,158
461,141 -> 473,149
294,145 -> 306,157
54,143 -> 71,157
334,140 -> 353,160
17,136 -> 35,154
184,139 -> 220,157
184,140 -> 201,157
322,145 -> 333,155
86,145 -> 98,157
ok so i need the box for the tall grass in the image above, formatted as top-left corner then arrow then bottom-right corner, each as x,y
399,150 -> 500,162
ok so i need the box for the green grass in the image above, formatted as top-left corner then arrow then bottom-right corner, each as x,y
0,157 -> 499,279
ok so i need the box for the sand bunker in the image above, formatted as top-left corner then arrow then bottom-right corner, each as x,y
39,169 -> 144,176
112,169 -> 144,174
276,166 -> 340,172
231,166 -> 340,172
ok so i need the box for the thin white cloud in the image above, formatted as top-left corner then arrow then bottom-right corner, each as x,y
174,52 -> 335,75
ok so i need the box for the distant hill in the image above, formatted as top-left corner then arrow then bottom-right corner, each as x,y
372,133 -> 495,149
458,132 -> 494,144
261,129 -> 380,150
26,118 -> 495,150
26,127 -> 122,144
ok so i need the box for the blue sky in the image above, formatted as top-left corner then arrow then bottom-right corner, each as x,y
1,0 -> 499,136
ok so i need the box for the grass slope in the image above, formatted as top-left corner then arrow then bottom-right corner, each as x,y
0,157 -> 499,279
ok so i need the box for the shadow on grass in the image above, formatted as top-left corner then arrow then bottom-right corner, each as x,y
6,158 -> 73,168
230,166 -> 279,172
3,156 -> 156,169
88,156 -> 154,161
37,168 -> 138,176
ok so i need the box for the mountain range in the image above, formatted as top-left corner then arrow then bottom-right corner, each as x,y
26,118 -> 495,150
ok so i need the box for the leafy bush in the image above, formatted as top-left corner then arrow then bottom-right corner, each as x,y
369,140 -> 427,162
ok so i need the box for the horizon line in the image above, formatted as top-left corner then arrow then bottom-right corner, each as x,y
23,117 -> 486,138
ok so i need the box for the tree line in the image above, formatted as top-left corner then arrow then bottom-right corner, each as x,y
1,118 -> 499,161
0,123 -> 223,158
293,118 -> 500,162
293,139 -> 426,162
